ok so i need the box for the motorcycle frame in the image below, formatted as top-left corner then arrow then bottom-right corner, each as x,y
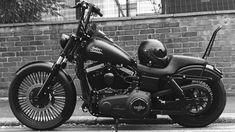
34,2 -> 223,115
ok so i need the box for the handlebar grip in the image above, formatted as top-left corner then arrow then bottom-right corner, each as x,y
73,1 -> 88,9
92,6 -> 103,17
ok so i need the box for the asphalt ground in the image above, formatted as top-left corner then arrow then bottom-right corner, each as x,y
0,96 -> 234,126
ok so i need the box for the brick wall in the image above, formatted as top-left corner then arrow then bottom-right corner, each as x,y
1,11 -> 235,96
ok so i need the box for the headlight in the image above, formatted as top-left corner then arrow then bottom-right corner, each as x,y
60,34 -> 70,49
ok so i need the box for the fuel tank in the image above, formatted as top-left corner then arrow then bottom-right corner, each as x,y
85,30 -> 135,66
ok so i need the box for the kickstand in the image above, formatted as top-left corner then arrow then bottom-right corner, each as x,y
112,118 -> 119,132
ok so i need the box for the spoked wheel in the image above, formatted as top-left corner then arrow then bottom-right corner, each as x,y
169,80 -> 226,127
9,65 -> 76,130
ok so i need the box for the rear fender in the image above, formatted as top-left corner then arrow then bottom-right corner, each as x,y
175,65 -> 222,81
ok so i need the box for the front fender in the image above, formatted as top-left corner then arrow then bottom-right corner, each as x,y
175,65 -> 222,81
16,61 -> 53,74
15,61 -> 76,93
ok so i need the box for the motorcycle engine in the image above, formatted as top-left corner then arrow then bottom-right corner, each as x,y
98,90 -> 151,118
86,63 -> 131,91
86,63 -> 151,118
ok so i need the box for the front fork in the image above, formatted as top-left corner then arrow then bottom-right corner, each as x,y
36,56 -> 67,98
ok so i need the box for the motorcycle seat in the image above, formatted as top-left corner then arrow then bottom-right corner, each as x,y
137,55 -> 207,77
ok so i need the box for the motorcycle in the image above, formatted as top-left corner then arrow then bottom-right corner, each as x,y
9,1 -> 226,131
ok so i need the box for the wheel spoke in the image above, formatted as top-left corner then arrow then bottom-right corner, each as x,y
15,71 -> 68,122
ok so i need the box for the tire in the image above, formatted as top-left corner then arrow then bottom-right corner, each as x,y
9,64 -> 76,130
169,80 -> 226,127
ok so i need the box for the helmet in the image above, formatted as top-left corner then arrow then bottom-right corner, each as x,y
138,39 -> 168,68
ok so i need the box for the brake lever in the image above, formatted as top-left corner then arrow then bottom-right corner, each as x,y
73,1 -> 88,9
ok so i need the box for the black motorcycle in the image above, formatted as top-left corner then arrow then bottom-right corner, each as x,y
9,1 -> 226,130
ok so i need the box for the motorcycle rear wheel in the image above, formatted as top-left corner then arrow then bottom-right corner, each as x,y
9,65 -> 76,130
169,80 -> 226,127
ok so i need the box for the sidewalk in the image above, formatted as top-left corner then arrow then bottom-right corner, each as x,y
0,96 -> 234,126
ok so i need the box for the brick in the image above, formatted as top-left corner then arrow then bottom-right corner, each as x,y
151,34 -> 165,39
7,47 -> 21,52
22,46 -> 36,51
58,29 -> 72,33
2,52 -> 15,57
9,67 -> 19,72
1,42 -> 14,47
140,29 -> 154,34
103,26 -> 117,31
0,78 -> 9,82
161,38 -> 173,44
29,30 -> 42,35
3,62 -> 17,67
16,52 -> 30,56
116,30 -> 139,36
104,31 -> 116,36
50,34 -> 61,39
0,38 -> 5,42
155,28 -> 171,33
165,33 -> 181,38
134,24 -> 148,29
30,41 -> 43,46
15,30 -> 42,36
0,48 -> 7,52
8,57 -> 21,62
125,41 -> 137,46
3,72 -> 15,78
183,43 -> 199,47
123,46 -> 135,51
118,25 -> 133,30
209,57 -> 231,62
45,50 -> 58,56
223,68 -> 235,72
37,46 -> 51,51
0,58 -> 7,62
165,43 -> 181,48
7,37 -> 20,41
164,22 -> 179,27
51,45 -> 60,50
35,35 -> 49,40
216,62 -> 231,67
21,36 -> 34,41
22,57 -> 37,61
44,29 -> 57,34
190,47 -> 204,52
182,32 -> 197,37
37,56 -> 51,61
119,36 -> 133,41
30,51 -> 45,56
0,68 -> 8,72
171,27 -> 187,33
15,42 -> 29,46
174,48 -> 189,53
189,37 -> 205,42
215,52 -> 232,57
44,40 -> 58,46
134,35 -> 148,40
14,30 -> 30,36
149,23 -> 164,28
173,38 -> 189,43
0,32 -> 13,37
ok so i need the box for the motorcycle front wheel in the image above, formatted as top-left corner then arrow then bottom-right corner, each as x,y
169,80 -> 226,127
9,64 -> 76,130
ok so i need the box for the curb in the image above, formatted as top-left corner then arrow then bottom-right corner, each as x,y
1,113 -> 235,127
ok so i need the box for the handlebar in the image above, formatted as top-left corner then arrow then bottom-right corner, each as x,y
73,1 -> 103,17
73,1 -> 103,38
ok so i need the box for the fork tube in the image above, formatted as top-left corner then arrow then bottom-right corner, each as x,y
36,56 -> 64,98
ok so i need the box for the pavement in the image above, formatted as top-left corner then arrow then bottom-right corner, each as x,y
0,96 -> 235,127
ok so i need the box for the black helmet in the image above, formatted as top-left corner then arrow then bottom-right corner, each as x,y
138,39 -> 168,68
